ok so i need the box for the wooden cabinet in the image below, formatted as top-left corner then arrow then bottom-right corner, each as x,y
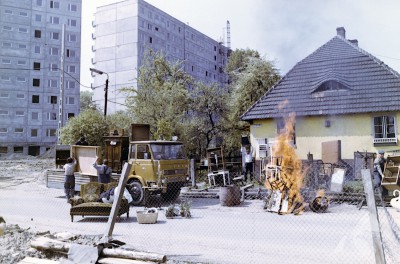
382,155 -> 400,194
103,136 -> 129,173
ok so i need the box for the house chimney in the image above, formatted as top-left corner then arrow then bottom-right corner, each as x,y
336,27 -> 346,38
348,39 -> 358,46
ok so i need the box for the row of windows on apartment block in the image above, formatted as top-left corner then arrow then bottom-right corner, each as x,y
23,0 -> 78,11
139,3 -> 223,51
0,94 -> 75,105
0,77 -> 76,89
139,19 -> 223,54
1,44 -> 77,57
2,26 -> 79,42
3,10 -> 79,27
0,127 -> 58,137
140,32 -> 224,62
0,109 -> 74,119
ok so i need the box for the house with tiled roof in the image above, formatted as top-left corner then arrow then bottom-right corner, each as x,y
241,27 -> 400,168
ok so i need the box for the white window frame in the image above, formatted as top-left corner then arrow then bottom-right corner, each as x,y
49,64 -> 58,72
50,47 -> 59,55
0,110 -> 9,115
0,128 -> 7,133
18,44 -> 27,49
50,1 -> 60,9
17,77 -> 26,82
68,19 -> 77,27
373,115 -> 398,144
47,112 -> 57,121
50,16 -> 60,25
51,32 -> 59,40
68,34 -> 77,42
66,80 -> 76,89
15,111 -> 25,116
2,59 -> 11,64
36,0 -> 43,6
48,96 -> 57,104
19,11 -> 28,17
66,97 -> 75,105
16,94 -> 25,99
66,49 -> 75,57
3,26 -> 12,31
67,65 -> 76,73
15,128 -> 24,133
17,60 -> 26,65
34,45 -> 41,54
48,79 -> 58,88
46,128 -> 57,137
0,93 -> 9,98
68,4 -> 77,12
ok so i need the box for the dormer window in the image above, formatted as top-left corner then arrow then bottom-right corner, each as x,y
314,80 -> 349,93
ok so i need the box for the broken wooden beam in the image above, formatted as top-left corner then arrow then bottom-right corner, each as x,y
30,237 -> 166,263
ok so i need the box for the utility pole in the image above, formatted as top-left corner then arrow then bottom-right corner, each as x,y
90,68 -> 109,118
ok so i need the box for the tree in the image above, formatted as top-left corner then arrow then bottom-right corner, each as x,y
223,49 -> 281,151
124,49 -> 192,140
80,90 -> 98,112
60,109 -> 108,146
185,82 -> 229,153
106,111 -> 134,137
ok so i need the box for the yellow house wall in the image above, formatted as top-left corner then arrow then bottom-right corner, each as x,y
250,113 -> 400,160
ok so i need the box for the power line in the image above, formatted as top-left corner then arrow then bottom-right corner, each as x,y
0,66 -> 104,89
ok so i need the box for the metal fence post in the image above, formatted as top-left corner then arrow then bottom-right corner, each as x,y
361,169 -> 386,264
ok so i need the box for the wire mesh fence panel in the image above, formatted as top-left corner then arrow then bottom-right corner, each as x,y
1,157 -> 400,263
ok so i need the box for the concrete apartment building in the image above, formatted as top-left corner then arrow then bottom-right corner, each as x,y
0,0 -> 81,156
91,0 -> 230,114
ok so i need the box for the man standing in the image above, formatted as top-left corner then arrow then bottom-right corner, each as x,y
63,157 -> 76,200
373,150 -> 386,191
93,158 -> 112,183
244,147 -> 254,182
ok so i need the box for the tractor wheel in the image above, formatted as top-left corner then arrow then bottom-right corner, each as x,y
127,180 -> 144,206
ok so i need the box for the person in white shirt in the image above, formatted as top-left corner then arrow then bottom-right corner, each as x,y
244,148 -> 254,182
63,157 -> 76,200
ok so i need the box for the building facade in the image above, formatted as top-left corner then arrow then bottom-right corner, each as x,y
241,27 -> 400,179
0,0 -> 82,156
91,0 -> 230,113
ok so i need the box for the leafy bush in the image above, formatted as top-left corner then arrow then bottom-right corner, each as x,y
343,180 -> 364,193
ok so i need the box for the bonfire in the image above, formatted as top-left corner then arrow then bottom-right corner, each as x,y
264,113 -> 305,214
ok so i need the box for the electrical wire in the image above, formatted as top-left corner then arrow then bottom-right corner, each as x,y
0,66 -> 104,89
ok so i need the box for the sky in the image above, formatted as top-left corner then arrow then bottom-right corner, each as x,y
80,0 -> 400,91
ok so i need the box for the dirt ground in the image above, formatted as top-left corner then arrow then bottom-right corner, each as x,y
0,155 -> 69,263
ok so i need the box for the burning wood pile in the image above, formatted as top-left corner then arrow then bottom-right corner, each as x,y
263,114 -> 330,214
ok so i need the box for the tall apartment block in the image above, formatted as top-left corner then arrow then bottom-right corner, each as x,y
0,0 -> 82,156
91,0 -> 230,114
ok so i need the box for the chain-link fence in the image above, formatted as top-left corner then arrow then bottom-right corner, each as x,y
0,157 -> 399,263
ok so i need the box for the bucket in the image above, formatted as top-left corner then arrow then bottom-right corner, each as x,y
219,185 -> 241,206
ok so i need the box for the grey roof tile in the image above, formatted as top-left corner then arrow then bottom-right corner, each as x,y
241,35 -> 400,121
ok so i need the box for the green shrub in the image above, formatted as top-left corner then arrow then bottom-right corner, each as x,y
343,180 -> 364,193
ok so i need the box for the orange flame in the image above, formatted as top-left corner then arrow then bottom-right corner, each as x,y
265,113 -> 304,212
